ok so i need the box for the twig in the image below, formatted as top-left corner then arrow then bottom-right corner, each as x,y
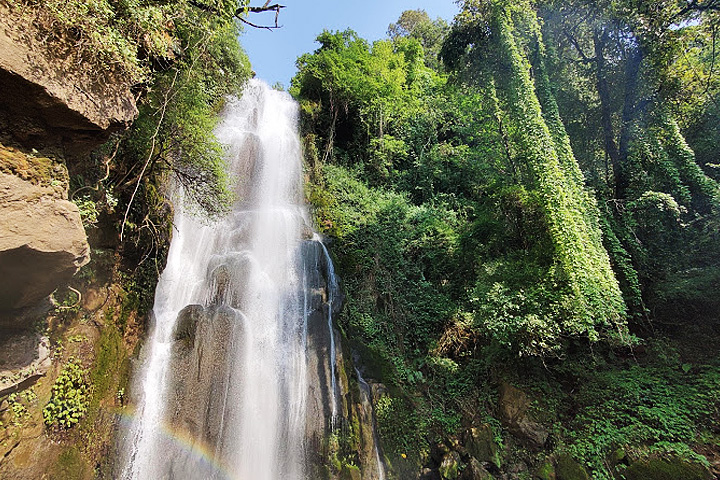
120,69 -> 178,242
51,286 -> 82,310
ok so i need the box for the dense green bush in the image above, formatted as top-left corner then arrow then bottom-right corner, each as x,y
563,360 -> 720,477
43,360 -> 90,430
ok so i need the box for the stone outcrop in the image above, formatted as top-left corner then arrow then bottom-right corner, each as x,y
0,0 -> 139,319
0,2 -> 137,154
498,382 -> 549,449
463,424 -> 499,467
0,332 -> 52,397
166,304 -> 241,454
0,146 -> 89,316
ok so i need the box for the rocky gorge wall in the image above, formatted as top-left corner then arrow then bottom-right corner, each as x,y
0,4 -> 145,478
0,2 -> 137,155
0,0 -> 138,325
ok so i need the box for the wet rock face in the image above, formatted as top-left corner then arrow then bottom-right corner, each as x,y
302,240 -> 339,443
0,170 -> 89,314
498,383 -> 549,449
167,305 -> 241,449
0,3 -> 137,154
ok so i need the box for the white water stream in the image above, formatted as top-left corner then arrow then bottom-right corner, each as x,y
120,80 -> 335,480
316,235 -> 339,426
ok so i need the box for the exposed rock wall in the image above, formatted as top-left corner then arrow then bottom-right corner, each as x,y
0,6 -> 139,476
0,154 -> 89,314
0,2 -> 137,154
0,0 -> 139,320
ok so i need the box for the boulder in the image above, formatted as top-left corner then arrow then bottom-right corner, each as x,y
173,305 -> 204,343
464,424 -> 499,467
534,459 -> 556,480
623,456 -> 712,480
0,168 -> 89,314
460,458 -> 494,480
555,454 -> 590,480
440,451 -> 463,480
498,383 -> 548,449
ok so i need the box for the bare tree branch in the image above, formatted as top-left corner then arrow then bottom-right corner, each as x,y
188,1 -> 285,30
239,16 -> 280,31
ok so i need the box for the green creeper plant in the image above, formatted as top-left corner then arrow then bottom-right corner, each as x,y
43,360 -> 90,430
487,1 -> 626,340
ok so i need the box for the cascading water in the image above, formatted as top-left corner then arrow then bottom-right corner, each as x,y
119,79 -> 324,480
316,235 -> 339,426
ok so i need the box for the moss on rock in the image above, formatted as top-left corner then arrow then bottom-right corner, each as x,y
555,454 -> 590,480
624,457 -> 712,480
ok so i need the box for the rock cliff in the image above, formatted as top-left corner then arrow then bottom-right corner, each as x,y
0,1 -> 138,321
0,146 -> 89,316
0,2 -> 137,155
0,5 -> 139,474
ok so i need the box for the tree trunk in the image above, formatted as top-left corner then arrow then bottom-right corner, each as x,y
593,28 -> 622,197
616,45 -> 643,200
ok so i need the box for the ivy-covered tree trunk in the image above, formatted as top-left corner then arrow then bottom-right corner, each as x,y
657,113 -> 720,213
489,0 -> 626,338
617,46 -> 644,200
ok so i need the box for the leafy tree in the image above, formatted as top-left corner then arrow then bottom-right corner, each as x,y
443,0 -> 627,347
539,0 -> 720,318
295,1 -> 720,475
388,9 -> 450,69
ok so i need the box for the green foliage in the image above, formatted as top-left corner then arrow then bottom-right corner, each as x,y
537,0 -> 720,321
387,10 -> 449,69
72,195 -> 100,227
558,351 -> 720,478
6,390 -> 35,427
106,3 -> 251,302
117,6 -> 251,219
434,0 -> 629,352
375,395 -> 428,461
314,164 -> 458,358
43,360 -> 90,430
9,0 -> 248,83
295,2 -> 720,477
89,325 -> 125,410
489,2 -> 626,340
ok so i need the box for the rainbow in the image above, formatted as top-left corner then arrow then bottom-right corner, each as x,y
117,408 -> 236,480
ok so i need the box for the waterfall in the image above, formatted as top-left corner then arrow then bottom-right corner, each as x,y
120,80 -> 316,480
316,235 -> 339,427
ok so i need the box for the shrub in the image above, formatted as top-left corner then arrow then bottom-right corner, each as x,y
43,360 -> 90,430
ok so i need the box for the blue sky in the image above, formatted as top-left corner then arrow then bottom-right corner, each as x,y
240,0 -> 460,88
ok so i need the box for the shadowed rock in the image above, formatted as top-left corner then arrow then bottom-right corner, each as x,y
166,304 -> 244,461
0,2 -> 137,153
498,383 -> 549,449
0,172 -> 89,314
